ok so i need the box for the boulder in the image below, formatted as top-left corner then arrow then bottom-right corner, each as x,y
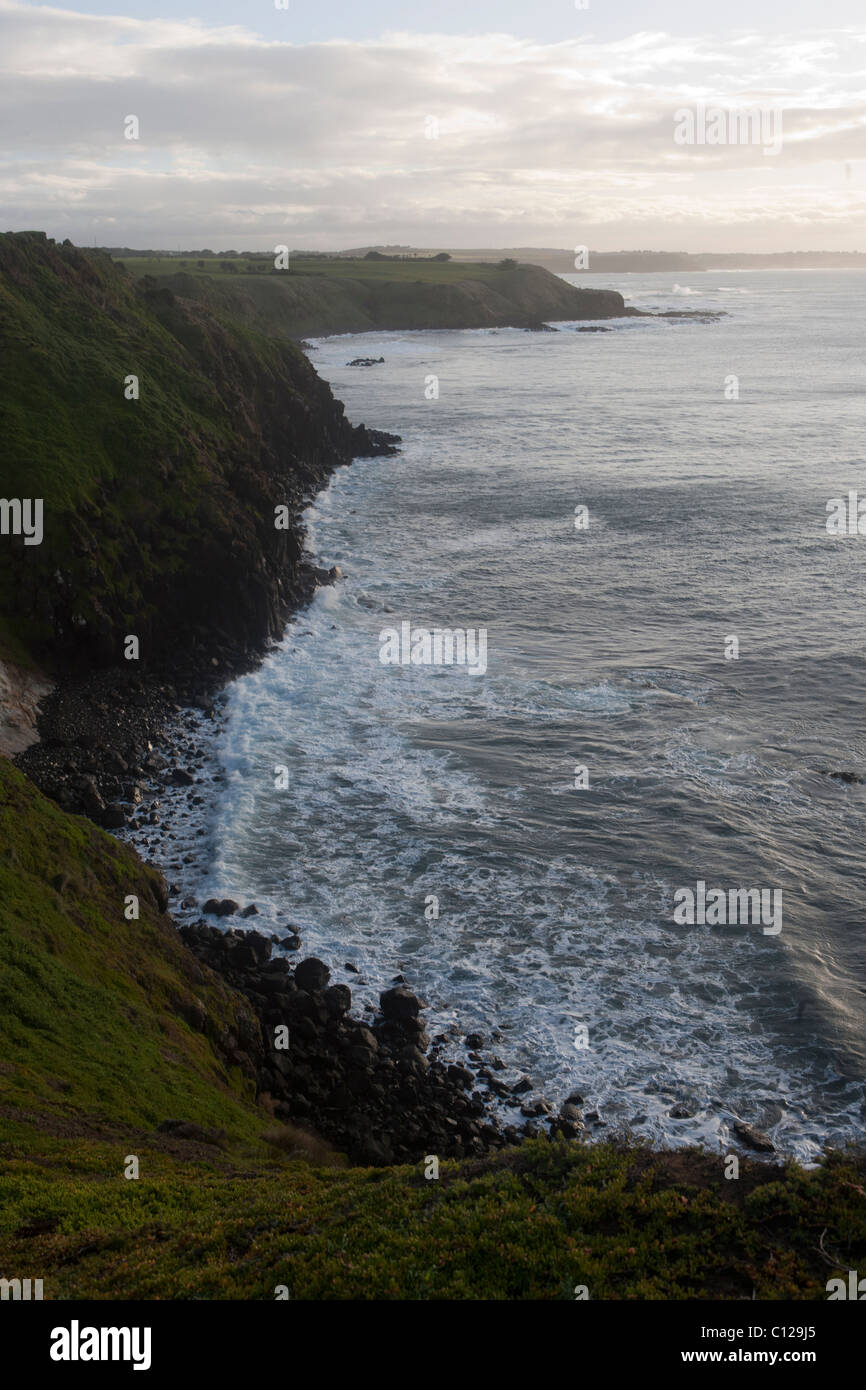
447,1064 -> 474,1089
380,985 -> 422,1021
324,984 -> 352,1015
295,957 -> 331,993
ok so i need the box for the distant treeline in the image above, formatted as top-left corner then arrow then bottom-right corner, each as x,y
362,250 -> 451,262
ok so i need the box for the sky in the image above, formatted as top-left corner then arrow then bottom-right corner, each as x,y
1,0 -> 864,252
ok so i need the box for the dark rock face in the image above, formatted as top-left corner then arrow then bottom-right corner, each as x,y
9,237 -> 398,823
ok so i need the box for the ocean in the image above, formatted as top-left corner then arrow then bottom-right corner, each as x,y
148,271 -> 866,1161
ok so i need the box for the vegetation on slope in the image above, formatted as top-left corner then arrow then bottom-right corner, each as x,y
0,232 -> 376,671
0,758 -> 264,1141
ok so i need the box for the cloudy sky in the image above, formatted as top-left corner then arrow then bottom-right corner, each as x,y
1,0 -> 864,251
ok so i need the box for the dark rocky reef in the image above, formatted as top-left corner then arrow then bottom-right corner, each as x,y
177,924 -> 583,1165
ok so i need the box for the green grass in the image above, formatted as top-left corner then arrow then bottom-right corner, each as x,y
2,1130 -> 865,1300
118,254 -> 513,284
0,758 -> 264,1140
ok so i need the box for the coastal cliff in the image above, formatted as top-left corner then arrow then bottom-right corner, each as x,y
126,255 -> 634,338
0,231 -> 396,678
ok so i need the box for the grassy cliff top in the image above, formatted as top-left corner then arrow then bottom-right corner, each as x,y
119,253 -> 516,283
112,252 -> 630,338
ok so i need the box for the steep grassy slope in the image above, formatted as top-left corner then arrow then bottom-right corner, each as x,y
0,232 -> 382,672
119,255 -> 631,338
0,758 -> 265,1142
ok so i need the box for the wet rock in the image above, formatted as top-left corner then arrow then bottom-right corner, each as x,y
324,984 -> 352,1016
233,931 -> 273,968
447,1064 -> 474,1089
295,957 -> 331,993
521,1098 -> 553,1118
380,985 -> 423,1021
79,777 -> 105,816
733,1121 -> 775,1153
101,803 -> 127,829
240,903 -> 259,918
511,1076 -> 533,1095
349,1025 -> 378,1053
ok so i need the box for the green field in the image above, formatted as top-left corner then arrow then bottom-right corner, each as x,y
115,253 -> 514,284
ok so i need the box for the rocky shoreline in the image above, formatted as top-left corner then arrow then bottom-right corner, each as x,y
176,921 -> 584,1164
17,657 -> 585,1165
13,482 -> 584,1168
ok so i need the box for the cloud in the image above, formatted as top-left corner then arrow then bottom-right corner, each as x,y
0,2 -> 863,249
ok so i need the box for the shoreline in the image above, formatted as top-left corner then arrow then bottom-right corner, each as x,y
13,436 -> 789,1171
11,449 -> 581,1165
